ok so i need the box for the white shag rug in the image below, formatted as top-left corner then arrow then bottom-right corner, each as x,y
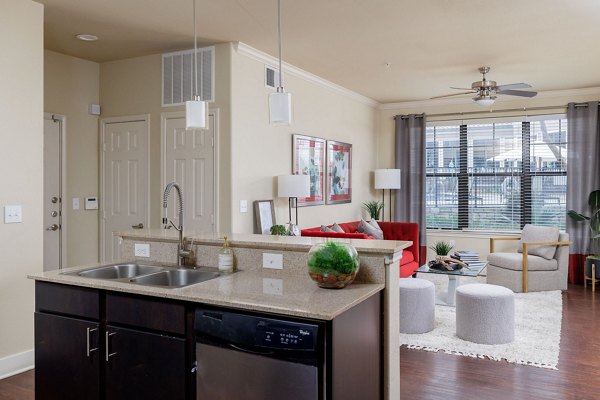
401,274 -> 563,370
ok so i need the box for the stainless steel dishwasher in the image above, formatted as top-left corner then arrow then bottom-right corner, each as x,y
194,307 -> 322,400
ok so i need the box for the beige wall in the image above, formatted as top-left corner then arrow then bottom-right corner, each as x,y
378,89 -> 600,255
44,50 -> 100,267
100,43 -> 232,232
0,0 -> 43,365
229,47 -> 379,233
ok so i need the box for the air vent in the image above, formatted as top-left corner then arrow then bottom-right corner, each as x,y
162,46 -> 214,106
265,65 -> 280,90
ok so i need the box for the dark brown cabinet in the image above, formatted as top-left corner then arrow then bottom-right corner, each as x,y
35,282 -> 190,400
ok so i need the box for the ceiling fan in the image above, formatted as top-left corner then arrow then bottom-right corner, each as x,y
432,66 -> 537,106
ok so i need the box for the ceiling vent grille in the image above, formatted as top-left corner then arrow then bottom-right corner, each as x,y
265,65 -> 279,90
162,46 -> 214,106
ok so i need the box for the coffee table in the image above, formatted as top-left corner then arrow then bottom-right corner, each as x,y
416,261 -> 487,306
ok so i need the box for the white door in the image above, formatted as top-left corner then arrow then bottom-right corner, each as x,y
162,112 -> 216,233
101,117 -> 149,262
43,115 -> 64,270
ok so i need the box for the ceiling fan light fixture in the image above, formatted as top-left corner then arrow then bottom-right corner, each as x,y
473,95 -> 496,107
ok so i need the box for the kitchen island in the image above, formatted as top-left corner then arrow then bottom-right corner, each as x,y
30,231 -> 409,399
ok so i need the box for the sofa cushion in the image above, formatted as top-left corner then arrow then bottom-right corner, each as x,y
518,224 -> 559,260
400,250 -> 414,265
368,219 -> 381,231
331,223 -> 345,233
320,225 -> 335,232
488,252 -> 558,271
357,219 -> 383,239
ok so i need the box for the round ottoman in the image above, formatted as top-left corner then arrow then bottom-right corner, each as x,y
399,278 -> 435,334
456,283 -> 514,344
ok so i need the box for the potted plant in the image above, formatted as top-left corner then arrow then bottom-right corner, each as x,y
427,241 -> 465,271
270,224 -> 288,236
567,189 -> 600,277
307,241 -> 360,289
362,200 -> 383,220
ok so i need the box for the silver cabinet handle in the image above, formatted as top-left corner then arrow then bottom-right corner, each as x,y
132,223 -> 144,229
86,327 -> 98,357
46,224 -> 59,231
105,331 -> 117,362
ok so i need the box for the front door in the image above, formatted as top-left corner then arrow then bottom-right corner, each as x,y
100,116 -> 149,262
43,115 -> 63,270
162,112 -> 216,233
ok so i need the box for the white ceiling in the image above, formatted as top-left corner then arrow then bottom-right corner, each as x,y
36,0 -> 600,103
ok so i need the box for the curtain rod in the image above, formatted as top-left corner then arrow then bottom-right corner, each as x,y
394,102 -> 595,119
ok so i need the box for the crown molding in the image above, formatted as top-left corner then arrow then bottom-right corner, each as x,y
378,86 -> 600,110
234,42 -> 379,108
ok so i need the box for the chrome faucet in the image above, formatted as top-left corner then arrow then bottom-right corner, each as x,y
162,182 -> 191,266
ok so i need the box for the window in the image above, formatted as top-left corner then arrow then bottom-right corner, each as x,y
426,117 -> 567,231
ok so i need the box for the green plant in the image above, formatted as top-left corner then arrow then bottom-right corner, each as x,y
362,200 -> 383,220
270,224 -> 288,236
567,189 -> 600,256
307,242 -> 359,275
429,240 -> 454,256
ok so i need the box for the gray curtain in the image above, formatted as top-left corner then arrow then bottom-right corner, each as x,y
394,114 -> 426,263
566,102 -> 600,283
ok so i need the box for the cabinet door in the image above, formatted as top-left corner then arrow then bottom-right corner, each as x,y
105,325 -> 187,400
35,312 -> 100,400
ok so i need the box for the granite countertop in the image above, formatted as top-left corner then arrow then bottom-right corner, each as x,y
115,229 -> 412,256
28,264 -> 384,320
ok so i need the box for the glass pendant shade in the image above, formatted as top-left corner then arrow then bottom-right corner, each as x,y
269,90 -> 292,125
186,97 -> 206,129
473,96 -> 496,107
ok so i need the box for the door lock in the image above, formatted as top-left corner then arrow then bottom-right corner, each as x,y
46,224 -> 59,231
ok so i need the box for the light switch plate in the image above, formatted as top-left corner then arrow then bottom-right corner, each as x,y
240,200 -> 248,213
262,253 -> 283,270
134,243 -> 150,257
262,278 -> 283,295
4,205 -> 22,223
72,198 -> 80,210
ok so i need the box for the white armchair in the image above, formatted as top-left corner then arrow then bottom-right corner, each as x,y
486,225 -> 571,293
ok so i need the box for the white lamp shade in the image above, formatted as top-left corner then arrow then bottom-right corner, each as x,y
473,96 -> 496,107
269,91 -> 292,125
374,169 -> 401,189
186,99 -> 207,129
278,174 -> 310,198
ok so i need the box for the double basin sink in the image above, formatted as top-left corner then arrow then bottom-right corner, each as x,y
65,262 -> 220,288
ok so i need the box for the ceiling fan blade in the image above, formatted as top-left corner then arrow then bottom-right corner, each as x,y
496,83 -> 531,91
430,91 -> 475,99
497,89 -> 537,98
450,87 -> 475,90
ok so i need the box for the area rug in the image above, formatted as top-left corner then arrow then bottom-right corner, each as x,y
400,275 -> 563,370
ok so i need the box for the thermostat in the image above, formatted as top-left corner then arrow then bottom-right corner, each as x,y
85,197 -> 99,210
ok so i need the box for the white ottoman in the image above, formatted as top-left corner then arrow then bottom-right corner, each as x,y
399,278 -> 435,334
456,283 -> 515,344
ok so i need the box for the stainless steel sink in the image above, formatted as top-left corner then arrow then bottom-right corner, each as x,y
129,269 -> 220,288
77,263 -> 165,279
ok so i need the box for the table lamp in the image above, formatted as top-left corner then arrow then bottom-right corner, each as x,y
277,174 -> 310,235
374,169 -> 401,221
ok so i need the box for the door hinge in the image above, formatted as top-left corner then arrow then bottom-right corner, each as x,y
211,214 -> 214,225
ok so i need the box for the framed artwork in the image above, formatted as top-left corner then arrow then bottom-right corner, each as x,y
326,140 -> 352,204
253,200 -> 275,234
292,134 -> 326,206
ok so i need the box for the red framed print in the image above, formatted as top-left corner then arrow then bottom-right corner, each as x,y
326,140 -> 352,204
292,134 -> 326,206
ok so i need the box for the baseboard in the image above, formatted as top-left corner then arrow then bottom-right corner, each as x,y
0,349 -> 34,380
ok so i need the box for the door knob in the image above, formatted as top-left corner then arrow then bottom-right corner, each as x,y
132,223 -> 144,229
46,224 -> 59,231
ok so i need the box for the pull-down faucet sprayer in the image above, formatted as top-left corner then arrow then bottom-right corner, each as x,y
163,182 -> 191,265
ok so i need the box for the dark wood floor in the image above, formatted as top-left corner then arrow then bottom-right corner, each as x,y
1,284 -> 599,400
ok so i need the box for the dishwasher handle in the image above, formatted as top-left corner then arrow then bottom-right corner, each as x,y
228,343 -> 274,356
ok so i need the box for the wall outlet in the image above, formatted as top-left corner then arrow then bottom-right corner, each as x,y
262,253 -> 283,270
262,278 -> 283,295
134,243 -> 150,257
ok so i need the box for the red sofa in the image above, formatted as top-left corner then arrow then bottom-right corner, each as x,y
301,221 -> 420,278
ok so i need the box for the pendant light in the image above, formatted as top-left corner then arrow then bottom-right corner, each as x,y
186,0 -> 206,130
269,0 -> 292,125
